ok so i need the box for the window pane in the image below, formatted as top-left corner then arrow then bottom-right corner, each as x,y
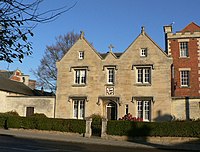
144,101 -> 150,121
144,68 -> 150,83
79,51 -> 84,59
137,67 -> 151,84
79,100 -> 85,118
73,100 -> 78,118
137,101 -> 143,118
180,42 -> 188,57
181,71 -> 189,86
81,70 -> 86,84
75,70 -> 86,84
140,48 -> 147,57
137,68 -> 143,83
108,68 -> 114,84
75,70 -> 80,84
137,100 -> 151,121
125,104 -> 129,115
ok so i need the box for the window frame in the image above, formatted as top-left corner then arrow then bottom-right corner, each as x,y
140,48 -> 147,57
74,69 -> 86,85
79,51 -> 84,59
125,104 -> 129,115
136,67 -> 151,84
73,99 -> 85,119
180,70 -> 190,87
137,100 -> 151,122
107,68 -> 115,84
179,42 -> 189,58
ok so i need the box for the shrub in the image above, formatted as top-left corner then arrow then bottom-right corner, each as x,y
30,113 -> 47,118
119,113 -> 143,122
0,113 -> 86,134
5,110 -> 19,116
107,120 -> 200,137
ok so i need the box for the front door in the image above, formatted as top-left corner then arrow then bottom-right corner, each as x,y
107,102 -> 117,120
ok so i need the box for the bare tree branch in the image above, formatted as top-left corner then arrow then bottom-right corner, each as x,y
32,32 -> 79,92
0,0 -> 77,63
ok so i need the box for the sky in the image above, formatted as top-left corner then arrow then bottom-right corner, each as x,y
0,0 -> 200,81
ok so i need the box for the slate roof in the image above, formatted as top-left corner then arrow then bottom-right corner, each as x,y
0,71 -> 14,79
99,52 -> 123,59
0,76 -> 35,95
0,76 -> 55,96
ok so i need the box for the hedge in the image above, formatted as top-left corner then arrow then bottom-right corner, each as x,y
0,114 -> 86,134
107,120 -> 200,137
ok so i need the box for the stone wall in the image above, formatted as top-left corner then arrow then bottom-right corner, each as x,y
6,96 -> 55,118
172,98 -> 200,120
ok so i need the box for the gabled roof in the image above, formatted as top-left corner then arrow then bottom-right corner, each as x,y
0,70 -> 14,79
0,76 -> 34,95
181,22 -> 200,33
59,31 -> 103,62
0,76 -> 55,96
121,26 -> 169,58
99,52 -> 123,59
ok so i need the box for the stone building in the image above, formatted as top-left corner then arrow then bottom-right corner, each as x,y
0,71 -> 55,117
164,22 -> 200,120
56,27 -> 173,121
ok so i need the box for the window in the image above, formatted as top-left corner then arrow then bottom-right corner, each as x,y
107,68 -> 115,84
180,70 -> 189,87
136,67 -> 151,84
73,99 -> 85,119
125,104 -> 129,115
137,100 -> 151,121
75,69 -> 86,85
26,107 -> 34,117
180,42 -> 188,57
140,48 -> 147,57
79,51 -> 84,59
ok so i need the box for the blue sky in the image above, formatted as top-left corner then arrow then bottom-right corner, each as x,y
0,0 -> 200,80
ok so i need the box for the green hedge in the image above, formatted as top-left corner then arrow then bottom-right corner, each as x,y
107,120 -> 200,137
0,114 -> 86,134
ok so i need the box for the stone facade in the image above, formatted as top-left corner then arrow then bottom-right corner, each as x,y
6,96 -> 55,117
0,90 -> 55,117
56,27 -> 173,121
172,97 -> 200,120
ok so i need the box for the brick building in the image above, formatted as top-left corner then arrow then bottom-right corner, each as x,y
164,22 -> 200,97
164,22 -> 200,120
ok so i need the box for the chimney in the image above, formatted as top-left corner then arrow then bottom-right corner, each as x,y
163,25 -> 172,55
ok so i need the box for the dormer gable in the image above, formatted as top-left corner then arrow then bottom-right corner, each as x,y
58,31 -> 102,63
121,26 -> 169,59
181,22 -> 200,33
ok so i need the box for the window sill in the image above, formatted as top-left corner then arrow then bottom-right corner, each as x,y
179,57 -> 190,59
72,84 -> 87,87
135,83 -> 151,87
105,84 -> 115,86
180,86 -> 190,88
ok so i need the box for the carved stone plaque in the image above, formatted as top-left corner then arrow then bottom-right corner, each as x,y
106,86 -> 114,95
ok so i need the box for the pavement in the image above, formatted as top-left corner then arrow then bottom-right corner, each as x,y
0,128 -> 199,151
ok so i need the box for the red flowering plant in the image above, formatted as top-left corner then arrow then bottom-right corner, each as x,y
119,113 -> 143,122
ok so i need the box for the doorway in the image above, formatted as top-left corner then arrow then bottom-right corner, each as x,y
106,101 -> 117,120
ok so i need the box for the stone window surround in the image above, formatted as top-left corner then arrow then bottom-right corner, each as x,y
132,64 -> 154,85
140,48 -> 148,57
